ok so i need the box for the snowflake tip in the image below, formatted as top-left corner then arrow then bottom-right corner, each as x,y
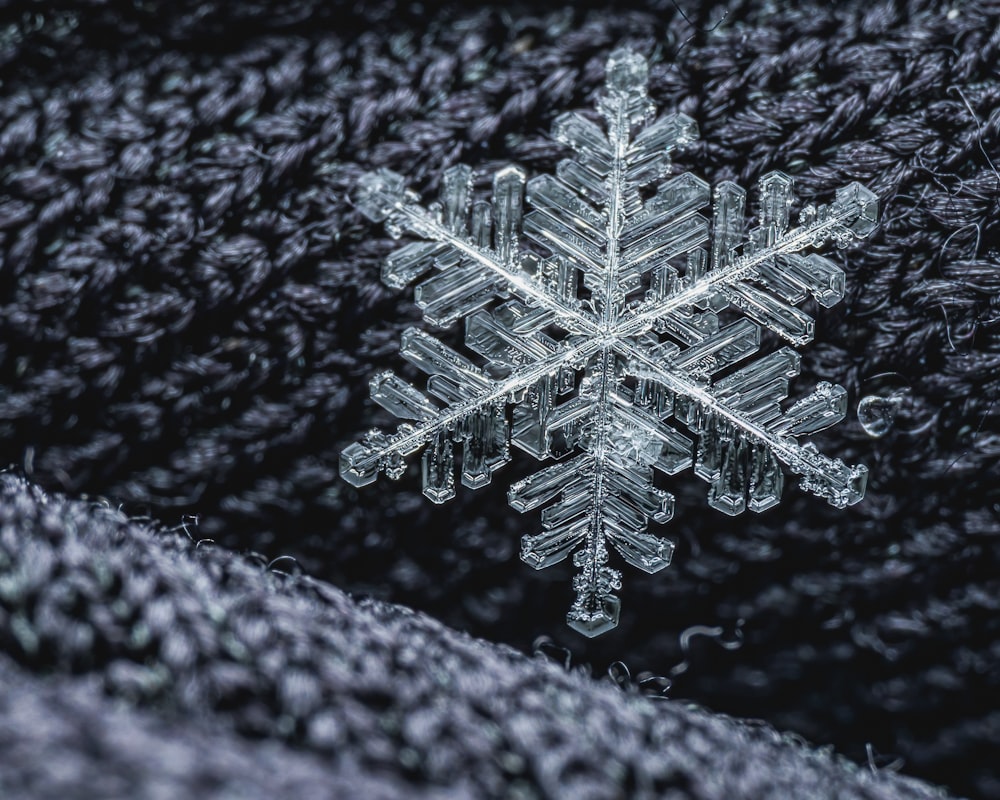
353,168 -> 406,223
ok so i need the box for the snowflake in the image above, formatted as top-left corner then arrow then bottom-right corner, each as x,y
341,49 -> 878,637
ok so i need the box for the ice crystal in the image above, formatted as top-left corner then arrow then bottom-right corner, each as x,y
857,392 -> 904,438
342,49 -> 879,637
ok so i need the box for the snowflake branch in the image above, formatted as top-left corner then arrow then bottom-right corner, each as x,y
564,49 -> 643,637
341,336 -> 603,478
619,341 -> 867,507
619,188 -> 877,341
383,191 -> 603,337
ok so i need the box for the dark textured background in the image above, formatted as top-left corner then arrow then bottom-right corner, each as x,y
0,0 -> 998,797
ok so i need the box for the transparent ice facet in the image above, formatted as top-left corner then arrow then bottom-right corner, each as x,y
421,430 -> 455,503
341,48 -> 879,636
340,440 -> 380,487
353,169 -> 407,223
567,592 -> 621,638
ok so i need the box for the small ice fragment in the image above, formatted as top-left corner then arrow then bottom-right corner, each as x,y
857,392 -> 904,438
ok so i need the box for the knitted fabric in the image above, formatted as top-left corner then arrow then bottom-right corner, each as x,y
0,473 -> 952,799
0,0 -> 997,797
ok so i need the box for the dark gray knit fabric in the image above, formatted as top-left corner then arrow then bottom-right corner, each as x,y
0,473 -> 953,800
0,0 -> 997,797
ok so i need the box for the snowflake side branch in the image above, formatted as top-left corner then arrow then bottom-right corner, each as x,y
619,181 -> 879,341
355,169 -> 602,337
340,336 -> 602,486
621,343 -> 867,508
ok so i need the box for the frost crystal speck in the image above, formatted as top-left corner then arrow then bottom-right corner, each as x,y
342,50 -> 878,637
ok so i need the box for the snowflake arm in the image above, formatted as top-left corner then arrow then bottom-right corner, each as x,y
341,49 -> 879,637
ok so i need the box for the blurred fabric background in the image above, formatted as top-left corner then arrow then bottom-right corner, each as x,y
1,1 -> 998,797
